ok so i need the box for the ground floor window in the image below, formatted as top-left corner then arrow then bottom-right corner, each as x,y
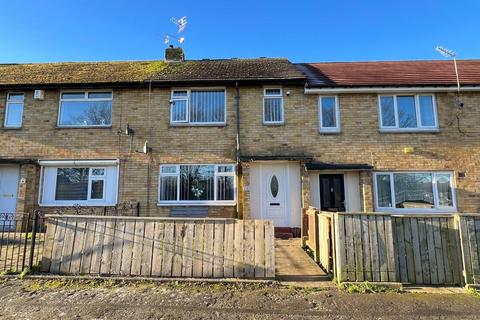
374,171 -> 455,212
39,160 -> 118,206
159,164 -> 235,205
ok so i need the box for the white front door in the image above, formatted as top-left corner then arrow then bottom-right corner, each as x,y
0,165 -> 20,228
261,164 -> 288,227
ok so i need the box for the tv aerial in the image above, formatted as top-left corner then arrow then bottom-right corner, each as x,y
164,16 -> 187,46
435,46 -> 462,109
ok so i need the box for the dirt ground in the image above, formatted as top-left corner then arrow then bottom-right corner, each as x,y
0,278 -> 480,320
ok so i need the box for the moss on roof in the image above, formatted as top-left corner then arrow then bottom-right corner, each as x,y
0,58 -> 304,87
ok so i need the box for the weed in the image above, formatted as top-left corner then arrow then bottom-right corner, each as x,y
340,282 -> 401,294
467,287 -> 480,297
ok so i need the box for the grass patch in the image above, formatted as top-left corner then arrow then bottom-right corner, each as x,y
467,287 -> 480,297
340,282 -> 402,294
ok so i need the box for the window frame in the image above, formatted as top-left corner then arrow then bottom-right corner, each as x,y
377,94 -> 439,132
38,161 -> 119,207
158,164 -> 236,206
57,90 -> 113,128
263,87 -> 284,125
169,87 -> 227,126
4,92 -> 25,128
373,171 -> 457,213
318,95 -> 340,133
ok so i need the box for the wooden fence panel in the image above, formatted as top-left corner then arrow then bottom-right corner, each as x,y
393,216 -> 462,285
41,215 -> 275,279
459,215 -> 480,285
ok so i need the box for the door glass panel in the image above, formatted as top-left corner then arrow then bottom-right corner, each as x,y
270,175 -> 279,198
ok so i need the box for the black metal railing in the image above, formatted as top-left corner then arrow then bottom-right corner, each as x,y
0,211 -> 44,273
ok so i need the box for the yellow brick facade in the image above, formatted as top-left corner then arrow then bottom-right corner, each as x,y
1,85 -> 480,217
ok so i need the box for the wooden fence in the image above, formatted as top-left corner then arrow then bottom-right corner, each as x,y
303,210 -> 476,286
458,215 -> 480,285
40,215 -> 275,279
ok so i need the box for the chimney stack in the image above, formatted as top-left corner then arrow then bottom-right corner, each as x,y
165,45 -> 185,62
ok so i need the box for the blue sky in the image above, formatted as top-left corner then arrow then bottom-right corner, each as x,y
1,0 -> 479,63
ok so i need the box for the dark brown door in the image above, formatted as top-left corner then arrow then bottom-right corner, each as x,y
319,174 -> 345,212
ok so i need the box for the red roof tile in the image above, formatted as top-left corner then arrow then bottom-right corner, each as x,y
297,60 -> 480,87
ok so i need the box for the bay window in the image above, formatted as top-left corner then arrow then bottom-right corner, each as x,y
374,172 -> 456,212
159,164 -> 235,205
170,89 -> 226,124
58,91 -> 112,127
378,94 -> 438,131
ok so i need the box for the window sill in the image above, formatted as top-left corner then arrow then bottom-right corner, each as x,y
1,127 -> 22,130
158,202 -> 236,207
375,209 -> 457,215
319,130 -> 341,135
263,122 -> 285,126
55,125 -> 113,129
39,202 -> 117,207
379,128 -> 440,133
169,123 -> 227,127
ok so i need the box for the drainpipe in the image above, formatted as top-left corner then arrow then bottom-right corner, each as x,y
235,81 -> 241,217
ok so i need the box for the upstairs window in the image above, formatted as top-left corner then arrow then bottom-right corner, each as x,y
159,164 -> 235,205
263,88 -> 284,124
319,96 -> 340,132
170,89 -> 226,124
4,93 -> 24,128
379,94 -> 438,131
374,172 -> 455,212
58,91 -> 112,127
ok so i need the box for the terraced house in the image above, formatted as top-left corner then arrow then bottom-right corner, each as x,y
1,47 -> 480,236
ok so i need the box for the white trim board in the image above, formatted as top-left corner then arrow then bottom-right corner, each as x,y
305,86 -> 480,94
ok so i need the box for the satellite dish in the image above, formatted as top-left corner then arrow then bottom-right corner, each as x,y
143,141 -> 152,154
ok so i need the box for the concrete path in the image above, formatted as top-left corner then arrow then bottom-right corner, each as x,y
275,238 -> 333,287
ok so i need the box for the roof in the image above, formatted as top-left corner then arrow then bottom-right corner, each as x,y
0,58 -> 304,88
305,162 -> 373,171
297,60 -> 480,87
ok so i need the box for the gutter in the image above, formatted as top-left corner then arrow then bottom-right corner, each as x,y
304,85 -> 480,94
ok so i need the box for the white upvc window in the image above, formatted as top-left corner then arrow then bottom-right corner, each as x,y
4,93 -> 24,128
58,91 -> 112,127
373,171 -> 456,213
170,88 -> 226,125
159,164 -> 236,205
39,160 -> 119,206
319,96 -> 340,132
263,88 -> 284,124
378,94 -> 438,131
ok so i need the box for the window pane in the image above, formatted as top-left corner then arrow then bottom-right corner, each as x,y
90,180 -> 104,199
62,92 -> 86,99
217,176 -> 234,200
321,97 -> 336,128
172,90 -> 188,97
397,96 -> 417,128
55,168 -> 89,200
264,97 -> 283,122
59,100 -> 112,126
171,99 -> 187,122
5,102 -> 23,127
190,90 -> 225,123
160,176 -> 178,201
376,174 -> 392,207
265,89 -> 281,96
380,96 -> 395,127
180,165 -> 215,201
161,166 -> 177,174
217,165 -> 234,173
88,92 -> 112,99
91,168 -> 105,176
8,93 -> 24,102
419,96 -> 435,127
436,174 -> 454,207
394,173 -> 434,209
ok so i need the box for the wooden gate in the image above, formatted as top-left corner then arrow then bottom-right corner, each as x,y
40,215 -> 275,279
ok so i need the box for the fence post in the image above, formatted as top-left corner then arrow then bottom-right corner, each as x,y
28,210 -> 40,270
21,213 -> 31,271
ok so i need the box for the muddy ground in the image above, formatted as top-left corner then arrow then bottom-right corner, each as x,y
0,278 -> 479,319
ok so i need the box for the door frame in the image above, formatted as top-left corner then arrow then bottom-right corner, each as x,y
0,164 -> 21,215
319,173 -> 347,212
